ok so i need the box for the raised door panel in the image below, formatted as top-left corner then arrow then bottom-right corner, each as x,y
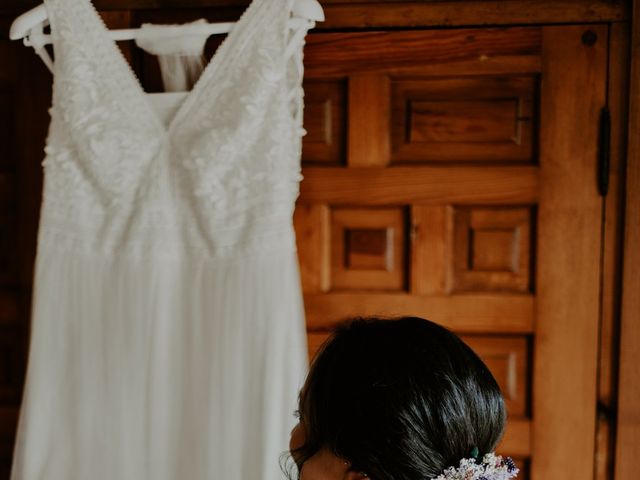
330,207 -> 407,291
452,206 -> 533,293
391,77 -> 537,163
302,79 -> 347,166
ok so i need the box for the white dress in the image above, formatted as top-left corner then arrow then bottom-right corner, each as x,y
10,1 -> 311,479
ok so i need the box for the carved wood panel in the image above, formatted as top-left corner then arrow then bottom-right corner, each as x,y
295,29 -> 544,472
453,207 -> 533,293
391,77 -> 537,164
297,24 -> 608,480
302,80 -> 347,165
330,207 -> 407,291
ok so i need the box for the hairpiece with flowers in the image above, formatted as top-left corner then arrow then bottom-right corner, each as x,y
430,452 -> 519,480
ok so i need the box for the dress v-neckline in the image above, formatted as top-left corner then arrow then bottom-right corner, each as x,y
83,0 -> 267,138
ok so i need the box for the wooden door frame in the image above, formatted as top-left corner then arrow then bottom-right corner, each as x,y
0,0 -> 629,26
533,24 -> 608,480
614,1 -> 640,478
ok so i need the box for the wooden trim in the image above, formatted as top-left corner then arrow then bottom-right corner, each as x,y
597,21 -> 630,480
614,1 -> 640,478
410,205 -> 453,295
315,1 -> 627,28
299,166 -> 539,204
293,204 -> 331,294
304,293 -> 535,333
303,28 -> 542,78
347,75 -> 390,167
533,25 -> 607,480
600,21 -> 629,420
0,1 -> 629,25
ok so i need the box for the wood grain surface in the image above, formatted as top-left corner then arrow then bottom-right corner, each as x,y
614,1 -> 640,478
533,24 -> 607,480
1,1 -> 629,27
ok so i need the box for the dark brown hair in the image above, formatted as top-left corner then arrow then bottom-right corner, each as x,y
289,317 -> 506,480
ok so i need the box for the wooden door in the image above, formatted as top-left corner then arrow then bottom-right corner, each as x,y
0,4 -> 615,478
295,25 -> 607,480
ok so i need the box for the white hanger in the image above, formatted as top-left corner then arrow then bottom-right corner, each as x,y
9,0 -> 324,72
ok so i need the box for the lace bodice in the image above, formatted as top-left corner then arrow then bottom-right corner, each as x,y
40,0 -> 312,260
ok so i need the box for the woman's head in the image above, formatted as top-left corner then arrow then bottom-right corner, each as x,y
289,317 -> 506,480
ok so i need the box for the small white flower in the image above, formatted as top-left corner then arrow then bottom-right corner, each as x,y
430,453 -> 518,480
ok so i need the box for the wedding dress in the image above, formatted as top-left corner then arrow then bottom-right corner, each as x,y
10,1 -> 311,479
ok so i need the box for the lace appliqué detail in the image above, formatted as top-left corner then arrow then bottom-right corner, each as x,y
39,0 -> 311,259
46,1 -> 161,210
180,38 -> 299,215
